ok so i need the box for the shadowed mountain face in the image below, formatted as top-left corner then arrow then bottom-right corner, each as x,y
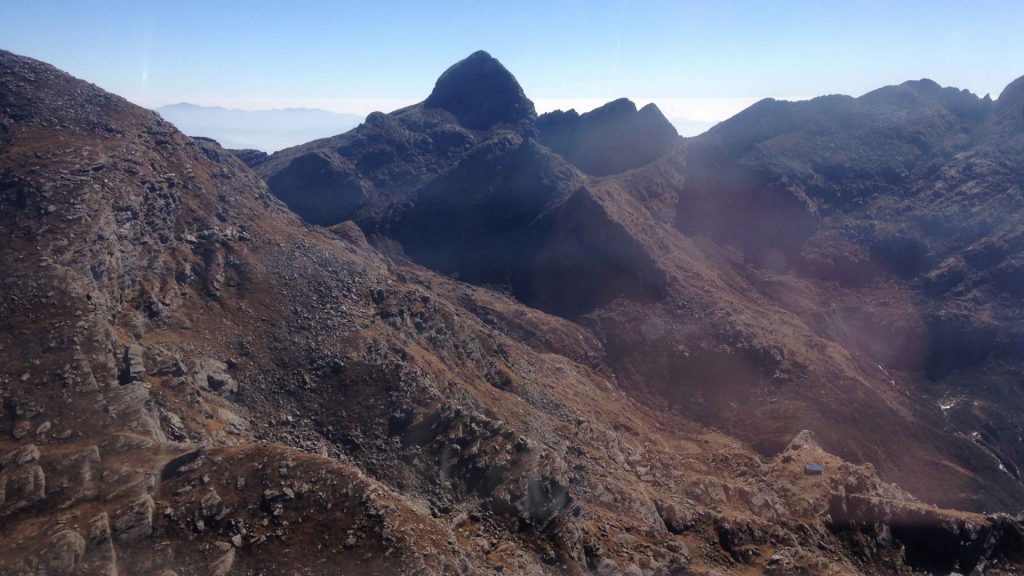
250,52 -> 671,318
254,51 -> 1024,516
670,78 -> 1024,506
423,50 -> 537,130
536,98 -> 679,176
4,48 -> 1024,575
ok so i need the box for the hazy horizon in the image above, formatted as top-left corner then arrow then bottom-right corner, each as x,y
154,102 -> 364,152
4,0 -> 1021,140
153,96 -> 785,145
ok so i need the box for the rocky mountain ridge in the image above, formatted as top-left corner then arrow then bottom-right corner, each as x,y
253,50 -> 1024,516
1,47 -> 1024,575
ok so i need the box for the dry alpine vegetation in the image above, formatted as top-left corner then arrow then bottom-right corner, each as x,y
1,48 -> 1023,575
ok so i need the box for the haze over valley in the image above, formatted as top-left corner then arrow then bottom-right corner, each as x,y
154,103 -> 364,153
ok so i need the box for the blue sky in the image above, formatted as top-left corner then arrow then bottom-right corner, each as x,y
4,0 -> 1023,131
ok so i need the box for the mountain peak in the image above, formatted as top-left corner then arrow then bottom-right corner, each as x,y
536,97 -> 677,176
585,97 -> 638,119
466,49 -> 495,60
903,78 -> 942,91
997,74 -> 1024,110
858,78 -> 988,119
423,51 -> 536,130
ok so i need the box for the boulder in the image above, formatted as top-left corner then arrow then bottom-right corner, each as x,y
113,494 -> 155,543
123,344 -> 145,384
42,529 -> 86,574
209,548 -> 235,576
0,461 -> 46,515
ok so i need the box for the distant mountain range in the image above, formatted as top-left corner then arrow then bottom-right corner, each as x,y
154,103 -> 363,152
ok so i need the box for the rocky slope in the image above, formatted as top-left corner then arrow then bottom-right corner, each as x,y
2,48 -> 1024,575
671,77 -> 1024,509
254,50 -> 1024,517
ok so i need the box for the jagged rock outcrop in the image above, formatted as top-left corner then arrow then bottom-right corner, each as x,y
229,148 -> 269,167
537,98 -> 678,176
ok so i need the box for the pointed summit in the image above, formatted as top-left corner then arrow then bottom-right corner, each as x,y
424,50 -> 536,130
997,74 -> 1024,111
